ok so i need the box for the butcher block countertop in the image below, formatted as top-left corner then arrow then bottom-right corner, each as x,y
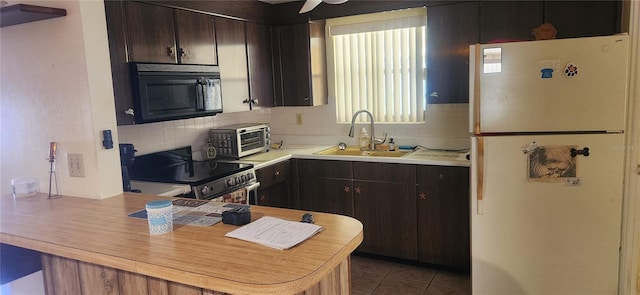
0,193 -> 363,294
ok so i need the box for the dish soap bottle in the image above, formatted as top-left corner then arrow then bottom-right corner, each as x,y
389,138 -> 395,151
359,127 -> 370,150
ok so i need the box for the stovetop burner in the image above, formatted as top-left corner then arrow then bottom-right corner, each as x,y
128,146 -> 253,185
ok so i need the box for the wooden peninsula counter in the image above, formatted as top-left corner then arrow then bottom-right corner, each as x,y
0,193 -> 363,294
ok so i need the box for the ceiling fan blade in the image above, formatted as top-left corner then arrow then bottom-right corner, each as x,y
299,0 -> 322,14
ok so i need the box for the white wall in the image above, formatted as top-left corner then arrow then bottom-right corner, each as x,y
0,0 -> 121,199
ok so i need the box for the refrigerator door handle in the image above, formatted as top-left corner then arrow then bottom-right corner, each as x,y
470,44 -> 482,134
476,137 -> 485,215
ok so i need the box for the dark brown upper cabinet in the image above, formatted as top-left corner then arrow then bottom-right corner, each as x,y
173,9 -> 217,65
105,0 -> 135,125
479,1 -> 543,43
246,22 -> 276,108
479,1 -> 620,43
214,17 -> 250,113
124,1 -> 217,65
272,22 -> 328,107
427,2 -> 479,104
544,1 -> 620,39
104,1 -> 218,125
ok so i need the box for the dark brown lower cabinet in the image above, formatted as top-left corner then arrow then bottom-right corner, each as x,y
298,159 -> 354,217
352,162 -> 417,260
417,165 -> 470,271
256,160 -> 291,208
295,159 -> 470,269
299,177 -> 354,217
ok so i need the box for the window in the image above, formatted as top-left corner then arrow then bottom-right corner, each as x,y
327,8 -> 426,123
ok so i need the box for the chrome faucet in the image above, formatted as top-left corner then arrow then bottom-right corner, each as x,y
348,110 -> 386,150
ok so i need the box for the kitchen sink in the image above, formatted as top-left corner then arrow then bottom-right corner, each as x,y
314,146 -> 411,158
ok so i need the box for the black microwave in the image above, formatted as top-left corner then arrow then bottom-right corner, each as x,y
130,63 -> 223,123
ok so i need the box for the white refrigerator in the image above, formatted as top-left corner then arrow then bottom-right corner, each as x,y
469,35 -> 630,294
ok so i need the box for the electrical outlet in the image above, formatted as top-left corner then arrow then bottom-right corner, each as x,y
296,113 -> 303,125
68,154 -> 85,177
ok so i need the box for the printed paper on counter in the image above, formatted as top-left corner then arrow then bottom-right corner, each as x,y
225,216 -> 322,250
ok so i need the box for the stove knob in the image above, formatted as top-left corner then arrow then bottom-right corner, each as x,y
241,175 -> 247,182
201,185 -> 210,195
226,178 -> 235,187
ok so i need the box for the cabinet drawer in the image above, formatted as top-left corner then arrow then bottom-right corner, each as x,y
353,162 -> 415,183
298,159 -> 352,179
417,165 -> 469,188
256,160 -> 289,189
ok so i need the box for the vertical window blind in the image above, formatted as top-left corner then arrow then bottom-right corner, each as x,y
329,9 -> 426,123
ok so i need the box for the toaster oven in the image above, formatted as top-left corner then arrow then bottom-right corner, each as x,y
209,123 -> 271,159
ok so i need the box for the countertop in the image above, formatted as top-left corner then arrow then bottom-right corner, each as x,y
129,180 -> 191,197
229,145 -> 470,170
0,193 -> 363,294
130,146 -> 469,196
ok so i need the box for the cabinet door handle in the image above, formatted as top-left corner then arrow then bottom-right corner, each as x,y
439,173 -> 444,180
178,47 -> 186,58
124,108 -> 134,116
274,171 -> 280,176
167,46 -> 176,57
418,192 -> 427,200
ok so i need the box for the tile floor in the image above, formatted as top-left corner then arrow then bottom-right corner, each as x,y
351,255 -> 470,295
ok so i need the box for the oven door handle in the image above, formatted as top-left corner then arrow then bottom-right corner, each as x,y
245,182 -> 260,205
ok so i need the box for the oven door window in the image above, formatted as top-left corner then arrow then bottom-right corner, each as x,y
240,131 -> 265,152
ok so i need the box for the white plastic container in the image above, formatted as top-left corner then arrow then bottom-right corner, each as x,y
11,177 -> 39,198
145,200 -> 173,235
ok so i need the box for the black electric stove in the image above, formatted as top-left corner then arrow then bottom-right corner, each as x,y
128,146 -> 255,199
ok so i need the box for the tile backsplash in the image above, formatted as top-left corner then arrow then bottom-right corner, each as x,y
117,109 -> 272,158
117,103 -> 470,159
267,103 -> 470,149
